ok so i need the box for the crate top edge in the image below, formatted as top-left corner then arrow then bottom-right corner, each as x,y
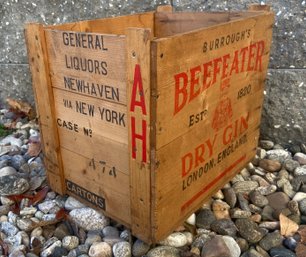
153,10 -> 274,42
24,7 -> 273,32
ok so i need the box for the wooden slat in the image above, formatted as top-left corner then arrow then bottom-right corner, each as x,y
61,148 -> 129,195
53,88 -> 128,145
126,28 -> 153,242
154,11 -> 266,38
24,24 -> 66,194
46,12 -> 155,35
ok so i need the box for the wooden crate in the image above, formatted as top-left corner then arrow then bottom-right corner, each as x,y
25,5 -> 274,243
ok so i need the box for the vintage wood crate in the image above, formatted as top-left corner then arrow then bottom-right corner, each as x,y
25,5 -> 274,242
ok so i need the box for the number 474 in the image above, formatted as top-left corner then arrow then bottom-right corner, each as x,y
89,158 -> 117,178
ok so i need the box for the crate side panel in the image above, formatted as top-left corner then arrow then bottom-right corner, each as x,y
153,13 -> 274,241
154,13 -> 274,149
45,30 -> 127,105
47,12 -> 154,35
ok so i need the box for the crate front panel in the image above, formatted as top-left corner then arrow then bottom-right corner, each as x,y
153,13 -> 274,239
44,29 -> 131,224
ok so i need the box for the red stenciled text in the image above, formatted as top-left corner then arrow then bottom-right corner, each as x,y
174,41 -> 265,115
130,64 -> 147,163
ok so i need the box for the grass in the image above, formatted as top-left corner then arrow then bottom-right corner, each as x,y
0,124 -> 11,138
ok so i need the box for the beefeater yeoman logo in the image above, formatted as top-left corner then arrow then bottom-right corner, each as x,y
211,78 -> 233,131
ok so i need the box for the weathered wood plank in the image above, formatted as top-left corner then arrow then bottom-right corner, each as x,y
24,24 -> 66,194
126,28 -> 153,242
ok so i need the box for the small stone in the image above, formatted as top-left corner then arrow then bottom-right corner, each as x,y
244,248 -> 265,257
259,221 -> 280,230
260,140 -> 274,150
147,246 -> 180,257
210,219 -> 237,237
249,204 -> 262,214
54,223 -> 70,240
299,198 -> 306,215
230,208 -> 252,219
294,166 -> 306,176
222,236 -> 241,257
51,246 -> 69,257
41,239 -> 62,257
9,250 -> 26,257
38,200 -> 60,214
103,226 -> 119,238
120,230 -> 131,242
259,159 -> 282,172
269,247 -> 296,257
259,231 -> 283,251
132,239 -> 150,257
17,231 -> 30,247
235,218 -> 265,244
20,206 -> 37,216
186,213 -> 196,226
284,159 -> 300,173
251,214 -> 262,223
183,232 -> 193,245
256,245 -> 270,257
293,192 -> 306,202
201,236 -> 231,257
196,209 -> 216,229
213,189 -> 224,199
212,200 -> 230,219
223,187 -> 237,208
62,236 -> 79,250
69,208 -> 109,231
251,175 -> 270,187
0,204 -> 10,216
288,200 -> 300,215
192,232 -> 213,249
113,241 -> 131,257
281,180 -> 296,198
236,237 -> 249,253
89,242 -> 112,257
64,196 -> 86,211
292,175 -> 306,191
0,166 -> 17,177
0,175 -> 29,195
283,237 -> 297,251
237,193 -> 250,212
103,236 -> 123,246
16,218 -> 36,232
266,149 -> 291,163
233,181 -> 258,194
159,232 -> 188,247
11,155 -> 26,170
85,232 -> 102,245
257,148 -> 267,159
31,227 -> 43,238
267,192 -> 290,210
1,135 -> 23,147
249,191 -> 269,208
294,153 -> 306,165
1,221 -> 19,236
